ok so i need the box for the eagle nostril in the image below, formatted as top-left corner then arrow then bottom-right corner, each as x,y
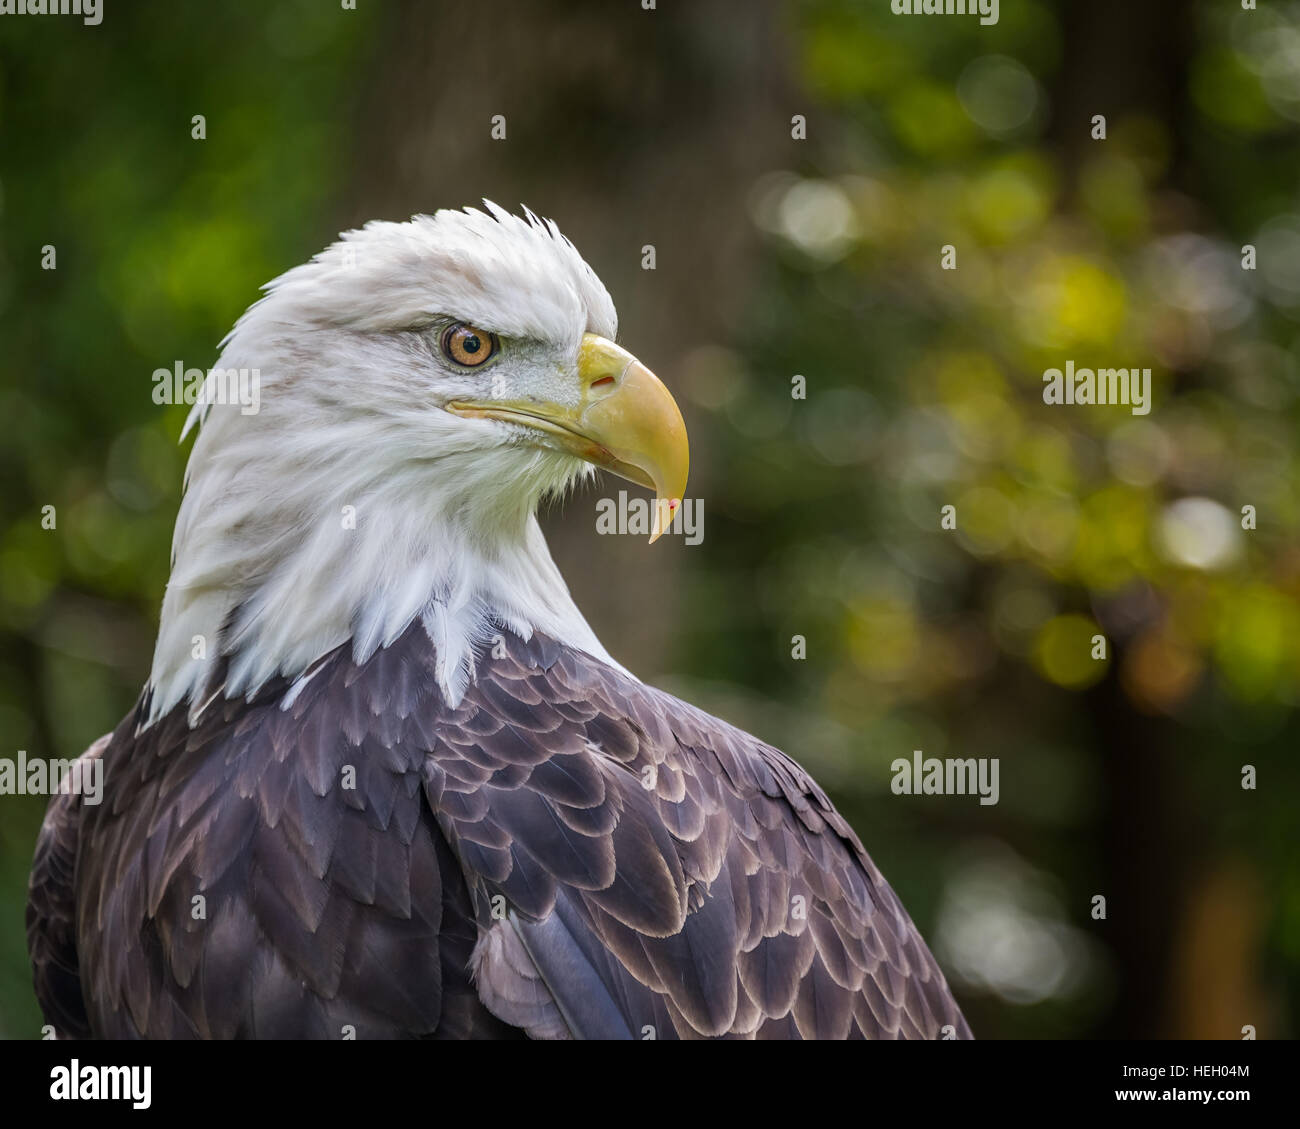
591,376 -> 616,389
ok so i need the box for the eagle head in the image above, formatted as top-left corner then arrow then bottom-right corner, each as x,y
148,203 -> 689,721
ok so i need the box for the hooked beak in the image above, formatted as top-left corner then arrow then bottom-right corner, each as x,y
446,333 -> 689,543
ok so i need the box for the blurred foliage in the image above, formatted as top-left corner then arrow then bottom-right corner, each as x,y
0,0 -> 1297,1039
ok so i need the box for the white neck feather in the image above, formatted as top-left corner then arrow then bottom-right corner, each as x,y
147,396 -> 617,726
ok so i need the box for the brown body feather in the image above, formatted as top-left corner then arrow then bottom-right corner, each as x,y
28,624 -> 971,1039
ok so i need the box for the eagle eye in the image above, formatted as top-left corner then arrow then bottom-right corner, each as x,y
441,323 -> 498,368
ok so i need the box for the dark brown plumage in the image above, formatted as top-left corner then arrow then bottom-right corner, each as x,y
28,622 -> 971,1039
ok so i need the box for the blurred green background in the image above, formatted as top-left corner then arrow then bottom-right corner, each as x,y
2,0 -> 1298,1038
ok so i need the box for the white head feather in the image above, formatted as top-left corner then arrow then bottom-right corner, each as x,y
148,203 -> 625,723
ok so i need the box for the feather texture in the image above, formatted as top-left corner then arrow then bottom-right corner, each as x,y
28,622 -> 970,1040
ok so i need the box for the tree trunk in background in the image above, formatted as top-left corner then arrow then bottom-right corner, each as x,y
1052,0 -> 1193,183
1086,667 -> 1195,1038
1170,858 -> 1271,1038
335,0 -> 794,677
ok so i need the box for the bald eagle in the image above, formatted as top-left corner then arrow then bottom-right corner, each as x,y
28,205 -> 972,1040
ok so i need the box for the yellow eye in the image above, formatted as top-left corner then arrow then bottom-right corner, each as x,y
441,323 -> 497,367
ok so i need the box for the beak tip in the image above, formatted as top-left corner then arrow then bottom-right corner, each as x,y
647,496 -> 681,545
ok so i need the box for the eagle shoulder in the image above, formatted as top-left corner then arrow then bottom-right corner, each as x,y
427,630 -> 972,1040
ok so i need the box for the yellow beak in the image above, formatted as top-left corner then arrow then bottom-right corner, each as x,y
447,333 -> 689,543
